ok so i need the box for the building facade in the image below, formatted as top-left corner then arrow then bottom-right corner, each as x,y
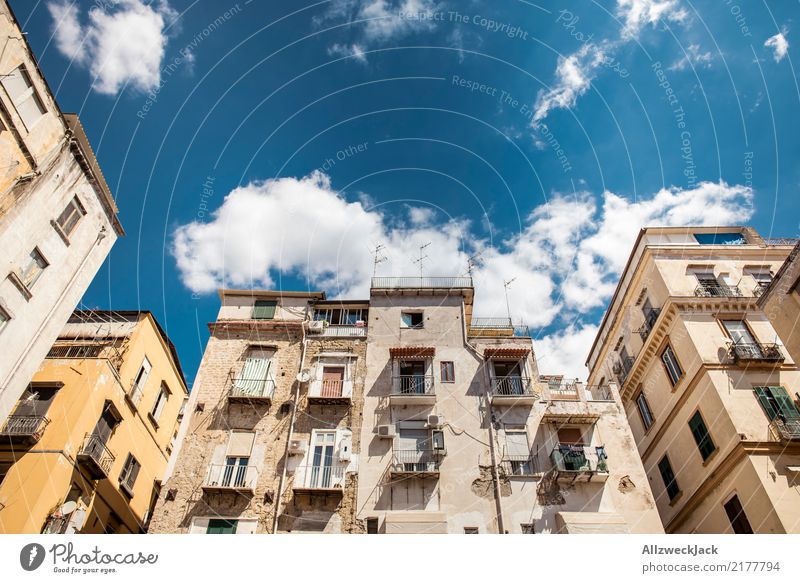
152,279 -> 662,534
0,1 -> 123,425
0,311 -> 187,533
759,240 -> 800,364
586,227 -> 800,533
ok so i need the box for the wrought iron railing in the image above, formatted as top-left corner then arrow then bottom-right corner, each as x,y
229,377 -> 276,399
391,449 -> 443,472
492,376 -> 536,397
614,356 -> 635,385
769,418 -> 800,441
637,308 -> 661,342
78,433 -> 115,475
1,415 -> 49,437
550,444 -> 608,474
204,463 -> 259,490
694,283 -> 743,298
753,281 -> 771,297
727,342 -> 784,363
500,455 -> 540,476
371,276 -> 473,289
293,465 -> 346,490
42,515 -> 70,534
47,342 -> 124,370
392,375 -> 435,396
318,325 -> 367,337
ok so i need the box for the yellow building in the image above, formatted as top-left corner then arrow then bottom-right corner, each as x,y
759,240 -> 800,365
0,310 -> 187,533
586,227 -> 800,533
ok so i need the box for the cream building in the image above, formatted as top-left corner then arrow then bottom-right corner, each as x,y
759,240 -> 800,364
0,311 -> 187,533
586,227 -> 800,533
0,1 -> 123,424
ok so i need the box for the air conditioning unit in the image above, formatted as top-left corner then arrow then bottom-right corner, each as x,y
427,414 -> 445,428
376,425 -> 396,438
288,439 -> 307,455
307,321 -> 324,333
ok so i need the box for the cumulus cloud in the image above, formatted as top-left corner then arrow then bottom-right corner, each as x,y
327,43 -> 368,63
535,324 -> 600,381
47,0 -> 176,95
765,30 -> 789,63
616,0 -> 687,39
669,43 -> 713,71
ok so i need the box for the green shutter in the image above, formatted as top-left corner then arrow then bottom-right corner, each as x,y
768,387 -> 800,419
252,300 -> 277,320
689,411 -> 716,461
206,519 -> 237,534
754,387 -> 777,420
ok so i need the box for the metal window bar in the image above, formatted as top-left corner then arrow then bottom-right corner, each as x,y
1,415 -> 49,436
769,418 -> 800,441
319,325 -> 367,337
296,464 -> 346,489
205,463 -> 258,489
392,449 -> 443,472
79,433 -> 115,474
694,282 -> 743,298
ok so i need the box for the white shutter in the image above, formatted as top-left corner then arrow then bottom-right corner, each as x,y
227,431 -> 255,457
505,432 -> 530,457
235,357 -> 271,395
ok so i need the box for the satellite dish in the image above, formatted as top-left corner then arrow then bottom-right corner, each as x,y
296,371 -> 311,383
60,500 -> 77,515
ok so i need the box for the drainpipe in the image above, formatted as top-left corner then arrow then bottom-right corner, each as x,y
271,310 -> 309,533
460,302 -> 506,534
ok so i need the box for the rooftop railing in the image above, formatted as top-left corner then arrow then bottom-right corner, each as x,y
371,276 -> 473,289
47,342 -> 125,371
764,238 -> 800,246
470,318 -> 531,337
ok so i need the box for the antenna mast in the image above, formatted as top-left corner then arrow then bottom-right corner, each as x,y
413,242 -> 431,278
503,277 -> 517,321
371,243 -> 387,277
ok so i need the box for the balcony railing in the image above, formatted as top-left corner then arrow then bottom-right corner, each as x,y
392,375 -> 435,396
753,281 -> 772,297
637,308 -> 661,342
308,379 -> 351,401
584,384 -> 614,401
42,515 -> 70,534
492,376 -> 535,397
550,444 -> 609,475
500,455 -> 540,476
77,434 -> 115,479
694,283 -> 743,298
203,463 -> 258,491
229,377 -> 276,401
470,318 -> 530,337
727,342 -> 784,364
293,465 -> 346,491
371,276 -> 473,289
613,356 -> 635,385
318,325 -> 367,338
769,418 -> 800,442
546,382 -> 580,400
1,415 -> 49,443
47,342 -> 124,371
764,238 -> 800,246
391,449 -> 443,473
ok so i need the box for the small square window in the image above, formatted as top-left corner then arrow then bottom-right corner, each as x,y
401,311 -> 424,328
520,523 -> 535,534
440,361 -> 455,383
19,248 -> 48,290
253,300 -> 277,320
55,196 -> 86,239
366,517 -> 379,534
463,527 -> 479,534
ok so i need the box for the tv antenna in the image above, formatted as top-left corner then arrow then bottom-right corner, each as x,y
503,277 -> 517,320
466,252 -> 483,277
371,243 -> 387,277
413,242 -> 431,277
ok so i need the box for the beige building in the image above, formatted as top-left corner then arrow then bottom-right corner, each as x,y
356,277 -> 662,534
0,1 -> 123,424
586,227 -> 800,534
149,290 -> 368,534
759,240 -> 800,364
0,311 -> 187,533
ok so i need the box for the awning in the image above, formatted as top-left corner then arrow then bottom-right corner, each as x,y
389,346 -> 435,359
483,347 -> 530,359
384,512 -> 448,534
555,512 -> 629,534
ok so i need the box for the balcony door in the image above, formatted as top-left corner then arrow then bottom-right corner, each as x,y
222,457 -> 249,488
493,361 -> 523,395
556,427 -> 587,471
321,366 -> 345,397
14,386 -> 58,418
399,361 -> 427,394
310,431 -> 335,488
92,406 -> 118,445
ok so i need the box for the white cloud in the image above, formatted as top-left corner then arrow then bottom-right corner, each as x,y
669,43 -> 713,71
47,0 -> 176,95
535,323 -> 600,381
615,0 -> 687,39
765,30 -> 789,63
327,43 -> 368,63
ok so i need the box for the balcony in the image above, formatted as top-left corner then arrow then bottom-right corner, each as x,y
768,418 -> 800,442
390,449 -> 443,476
542,382 -> 607,423
613,356 -> 635,386
371,276 -> 473,290
47,342 -> 124,372
0,415 -> 49,445
42,515 -> 70,534
546,381 -> 580,400
490,376 -> 537,405
550,444 -> 609,483
390,375 -> 436,405
317,324 -> 367,338
637,308 -> 661,342
308,379 -> 351,405
499,455 -> 540,477
694,283 -> 743,298
202,463 -> 258,494
469,318 -> 530,338
292,465 -> 346,495
228,377 -> 275,403
585,384 -> 614,401
76,434 -> 115,479
727,342 -> 785,366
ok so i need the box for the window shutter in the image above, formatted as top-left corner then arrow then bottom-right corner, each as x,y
253,300 -> 277,319
768,387 -> 800,419
227,432 -> 255,457
505,432 -> 529,457
128,458 -> 140,488
753,387 -> 777,420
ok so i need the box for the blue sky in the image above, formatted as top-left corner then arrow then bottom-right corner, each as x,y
13,0 -> 800,382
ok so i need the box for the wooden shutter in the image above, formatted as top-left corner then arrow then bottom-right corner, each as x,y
768,387 -> 800,419
754,387 -> 777,420
253,300 -> 277,319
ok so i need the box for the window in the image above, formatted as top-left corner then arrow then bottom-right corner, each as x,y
1,66 -> 46,129
661,345 -> 683,386
504,428 -> 533,475
233,348 -> 275,397
150,383 -> 170,424
694,232 -> 746,245
688,411 -> 716,462
19,248 -> 48,289
400,311 -> 423,328
636,391 -> 655,431
724,495 -> 753,534
206,519 -> 238,534
0,305 -> 9,333
130,357 -> 151,405
366,517 -> 379,534
750,270 -> 772,285
118,454 -> 140,496
440,361 -> 455,383
54,196 -> 86,238
463,527 -> 479,534
12,384 -> 58,418
520,523 -> 535,534
753,386 -> 800,422
167,429 -> 177,455
252,300 -> 277,320
722,320 -> 757,346
657,456 -> 680,501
